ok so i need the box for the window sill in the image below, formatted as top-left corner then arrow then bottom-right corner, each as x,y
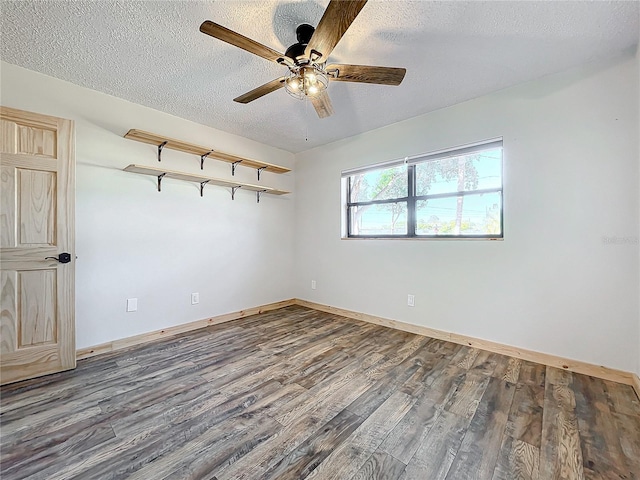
341,236 -> 504,241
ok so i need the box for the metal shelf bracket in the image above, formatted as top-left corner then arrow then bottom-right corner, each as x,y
157,141 -> 168,162
231,160 -> 243,176
256,189 -> 268,203
200,180 -> 210,197
157,173 -> 166,192
257,166 -> 267,181
200,150 -> 213,170
231,185 -> 242,200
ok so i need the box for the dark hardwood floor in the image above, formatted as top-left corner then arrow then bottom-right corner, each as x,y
1,305 -> 639,479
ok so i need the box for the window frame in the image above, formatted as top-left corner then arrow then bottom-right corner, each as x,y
343,139 -> 504,239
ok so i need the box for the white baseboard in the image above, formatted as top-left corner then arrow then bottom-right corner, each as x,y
633,374 -> 640,399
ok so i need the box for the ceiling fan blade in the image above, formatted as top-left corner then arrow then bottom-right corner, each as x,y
326,64 -> 406,86
310,90 -> 334,118
305,0 -> 368,60
200,21 -> 284,63
234,77 -> 286,104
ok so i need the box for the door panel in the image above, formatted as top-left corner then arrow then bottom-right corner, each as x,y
0,106 -> 75,385
17,125 -> 57,157
19,269 -> 57,347
1,271 -> 17,354
18,168 -> 56,245
1,166 -> 16,247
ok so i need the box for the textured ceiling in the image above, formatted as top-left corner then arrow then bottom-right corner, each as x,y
1,1 -> 638,153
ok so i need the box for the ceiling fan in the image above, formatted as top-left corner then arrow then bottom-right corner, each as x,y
199,0 -> 406,119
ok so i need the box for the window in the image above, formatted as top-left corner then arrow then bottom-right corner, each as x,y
343,139 -> 503,238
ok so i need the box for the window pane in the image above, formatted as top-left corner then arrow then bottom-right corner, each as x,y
349,165 -> 407,203
415,147 -> 502,196
349,202 -> 408,235
416,192 -> 501,236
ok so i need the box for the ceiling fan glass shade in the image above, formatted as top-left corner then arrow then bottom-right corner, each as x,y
284,66 -> 328,100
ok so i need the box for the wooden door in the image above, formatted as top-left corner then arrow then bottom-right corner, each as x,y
0,106 -> 75,385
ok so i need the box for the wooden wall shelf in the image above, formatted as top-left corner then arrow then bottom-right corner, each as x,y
124,165 -> 289,202
124,129 -> 290,179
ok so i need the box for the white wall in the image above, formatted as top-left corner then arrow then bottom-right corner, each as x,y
1,62 -> 295,349
294,54 -> 640,374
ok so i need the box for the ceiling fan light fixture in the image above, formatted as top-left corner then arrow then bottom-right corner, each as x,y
285,65 -> 328,100
202,2 -> 406,118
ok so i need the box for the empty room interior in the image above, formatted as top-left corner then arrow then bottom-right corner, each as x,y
1,1 -> 640,479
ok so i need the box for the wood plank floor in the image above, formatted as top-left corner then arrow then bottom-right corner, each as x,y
1,305 -> 639,480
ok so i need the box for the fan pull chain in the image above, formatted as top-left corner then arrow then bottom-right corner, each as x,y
304,97 -> 309,142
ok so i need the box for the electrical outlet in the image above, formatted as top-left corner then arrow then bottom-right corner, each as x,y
127,298 -> 138,312
311,280 -> 317,290
191,293 -> 199,305
407,294 -> 415,307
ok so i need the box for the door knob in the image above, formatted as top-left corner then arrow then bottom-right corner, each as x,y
45,253 -> 72,264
